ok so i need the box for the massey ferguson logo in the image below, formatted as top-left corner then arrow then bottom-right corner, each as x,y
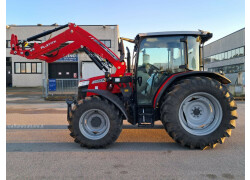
40,40 -> 56,49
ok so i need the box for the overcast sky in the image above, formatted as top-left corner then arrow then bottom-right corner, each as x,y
7,0 -> 245,48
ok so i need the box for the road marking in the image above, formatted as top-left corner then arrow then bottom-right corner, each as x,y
7,125 -> 164,129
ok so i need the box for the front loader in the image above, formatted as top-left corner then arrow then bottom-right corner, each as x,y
10,23 -> 237,149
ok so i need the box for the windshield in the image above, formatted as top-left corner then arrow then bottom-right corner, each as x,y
138,36 -> 185,74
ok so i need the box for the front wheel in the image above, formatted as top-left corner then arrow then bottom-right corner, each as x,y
68,96 -> 123,148
160,76 -> 237,149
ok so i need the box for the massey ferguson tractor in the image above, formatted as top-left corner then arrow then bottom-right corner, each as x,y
10,23 -> 237,149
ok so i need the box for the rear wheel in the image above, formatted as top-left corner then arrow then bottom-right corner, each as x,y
179,92 -> 223,136
68,96 -> 122,148
160,76 -> 237,149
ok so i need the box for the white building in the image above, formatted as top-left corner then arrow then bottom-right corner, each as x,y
204,28 -> 245,85
6,24 -> 120,87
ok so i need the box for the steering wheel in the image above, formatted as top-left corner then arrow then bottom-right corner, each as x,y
149,64 -> 160,71
148,71 -> 160,95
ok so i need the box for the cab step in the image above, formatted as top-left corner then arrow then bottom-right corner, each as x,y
138,107 -> 155,127
138,122 -> 154,127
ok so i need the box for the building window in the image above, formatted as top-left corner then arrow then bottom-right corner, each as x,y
32,63 -> 37,73
37,63 -> 42,73
100,40 -> 111,48
210,56 -> 214,62
228,50 -> 232,59
205,46 -> 245,64
218,53 -> 222,61
239,64 -> 244,72
21,63 -> 26,73
224,51 -> 228,59
235,48 -> 239,57
15,63 -> 20,73
14,62 -> 42,74
26,63 -> 31,73
239,47 -> 244,56
208,63 -> 244,74
221,52 -> 224,60
231,49 -> 236,58
214,54 -> 218,61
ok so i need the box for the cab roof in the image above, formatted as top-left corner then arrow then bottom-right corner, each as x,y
137,30 -> 213,43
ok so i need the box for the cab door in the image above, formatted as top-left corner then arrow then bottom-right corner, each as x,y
136,36 -> 185,106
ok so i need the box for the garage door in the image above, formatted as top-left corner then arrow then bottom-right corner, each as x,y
49,63 -> 78,79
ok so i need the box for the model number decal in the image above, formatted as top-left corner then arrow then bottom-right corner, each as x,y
41,40 -> 56,49
92,78 -> 105,84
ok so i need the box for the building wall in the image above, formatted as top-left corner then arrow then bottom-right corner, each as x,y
6,24 -> 119,87
204,28 -> 245,57
203,28 -> 245,85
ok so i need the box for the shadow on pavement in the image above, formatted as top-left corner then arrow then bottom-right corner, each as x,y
6,142 -> 193,152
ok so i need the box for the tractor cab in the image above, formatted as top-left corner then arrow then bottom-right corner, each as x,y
121,31 -> 213,126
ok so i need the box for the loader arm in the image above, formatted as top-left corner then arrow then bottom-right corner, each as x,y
10,23 -> 126,76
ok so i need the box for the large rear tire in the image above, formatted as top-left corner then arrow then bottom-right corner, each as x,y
68,96 -> 122,148
160,76 -> 237,149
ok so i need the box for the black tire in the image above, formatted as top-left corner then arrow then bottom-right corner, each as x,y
68,96 -> 123,148
160,76 -> 237,149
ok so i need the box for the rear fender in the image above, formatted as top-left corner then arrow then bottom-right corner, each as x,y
82,89 -> 128,120
153,71 -> 231,108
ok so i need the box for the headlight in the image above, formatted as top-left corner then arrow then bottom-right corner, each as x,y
78,81 -> 89,87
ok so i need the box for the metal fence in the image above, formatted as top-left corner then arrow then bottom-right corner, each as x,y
42,79 -> 245,99
228,85 -> 245,97
43,79 -> 80,98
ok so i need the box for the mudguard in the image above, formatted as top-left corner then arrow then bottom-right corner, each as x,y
82,89 -> 129,120
153,71 -> 231,108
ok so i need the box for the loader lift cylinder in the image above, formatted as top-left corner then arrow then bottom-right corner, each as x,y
82,47 -> 109,71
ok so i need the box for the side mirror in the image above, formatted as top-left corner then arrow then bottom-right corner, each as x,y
126,47 -> 131,73
118,39 -> 125,61
137,76 -> 142,86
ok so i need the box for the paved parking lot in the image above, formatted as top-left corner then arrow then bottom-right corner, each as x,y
6,88 -> 245,180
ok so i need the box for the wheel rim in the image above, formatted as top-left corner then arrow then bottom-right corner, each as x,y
178,92 -> 223,136
79,109 -> 110,140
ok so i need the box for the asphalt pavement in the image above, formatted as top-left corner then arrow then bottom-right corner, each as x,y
6,88 -> 245,180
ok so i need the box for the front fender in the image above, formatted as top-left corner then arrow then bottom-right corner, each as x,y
82,89 -> 128,120
153,71 -> 231,108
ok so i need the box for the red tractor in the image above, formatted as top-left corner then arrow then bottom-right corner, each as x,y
10,23 -> 237,149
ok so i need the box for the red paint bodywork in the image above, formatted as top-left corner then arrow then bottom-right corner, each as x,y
10,23 -> 129,95
10,23 -> 126,77
84,73 -> 133,96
